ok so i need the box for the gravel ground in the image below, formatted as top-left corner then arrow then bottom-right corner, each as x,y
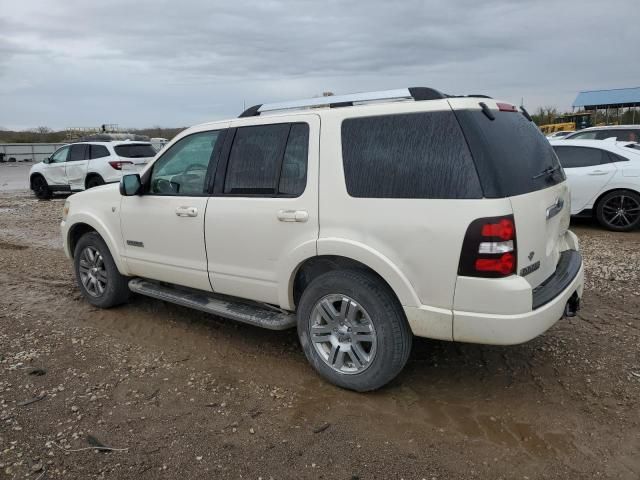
0,188 -> 639,480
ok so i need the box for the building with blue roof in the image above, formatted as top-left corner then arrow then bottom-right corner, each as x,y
572,87 -> 640,125
573,87 -> 640,109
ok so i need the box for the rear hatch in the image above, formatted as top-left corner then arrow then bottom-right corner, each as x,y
451,99 -> 570,288
114,143 -> 157,171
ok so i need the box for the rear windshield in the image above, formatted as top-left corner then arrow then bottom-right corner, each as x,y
454,109 -> 565,198
114,144 -> 156,158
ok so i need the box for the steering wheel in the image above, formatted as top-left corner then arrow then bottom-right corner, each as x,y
182,163 -> 206,176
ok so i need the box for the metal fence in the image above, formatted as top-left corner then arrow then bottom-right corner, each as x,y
0,143 -> 65,163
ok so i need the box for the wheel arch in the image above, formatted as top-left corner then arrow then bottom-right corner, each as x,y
284,240 -> 421,311
29,172 -> 46,188
592,186 -> 640,216
85,172 -> 105,189
65,217 -> 129,275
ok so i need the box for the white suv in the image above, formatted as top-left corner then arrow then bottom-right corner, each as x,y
29,141 -> 156,199
60,88 -> 584,391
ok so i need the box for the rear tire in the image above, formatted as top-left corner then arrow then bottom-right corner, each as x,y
73,232 -> 130,308
297,269 -> 412,392
86,175 -> 105,189
31,175 -> 52,200
595,190 -> 640,232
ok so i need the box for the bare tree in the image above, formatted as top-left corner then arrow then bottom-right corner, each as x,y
35,126 -> 52,135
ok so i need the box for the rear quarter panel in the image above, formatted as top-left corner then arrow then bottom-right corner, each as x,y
318,103 -> 514,312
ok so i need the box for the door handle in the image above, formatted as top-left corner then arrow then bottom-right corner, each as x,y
277,209 -> 309,222
175,206 -> 198,217
588,170 -> 608,176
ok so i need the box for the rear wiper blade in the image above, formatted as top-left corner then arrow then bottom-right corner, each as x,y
532,165 -> 560,179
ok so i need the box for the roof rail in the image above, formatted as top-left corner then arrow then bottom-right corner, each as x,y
238,87 -> 447,117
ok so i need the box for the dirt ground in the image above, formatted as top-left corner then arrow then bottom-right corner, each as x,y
0,184 -> 639,479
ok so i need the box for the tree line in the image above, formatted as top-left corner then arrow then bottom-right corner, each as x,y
0,126 -> 185,143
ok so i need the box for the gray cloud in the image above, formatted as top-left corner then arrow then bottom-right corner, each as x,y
1,0 -> 638,129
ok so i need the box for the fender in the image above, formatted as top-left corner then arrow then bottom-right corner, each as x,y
315,237 -> 422,307
63,210 -> 130,276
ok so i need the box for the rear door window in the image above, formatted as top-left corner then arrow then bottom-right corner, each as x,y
115,144 -> 157,158
341,111 -> 483,199
278,123 -> 309,196
223,123 -> 309,196
90,145 -> 110,159
454,109 -> 565,198
553,146 -> 605,168
69,144 -> 89,161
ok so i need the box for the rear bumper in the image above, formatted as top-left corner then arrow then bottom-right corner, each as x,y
452,256 -> 584,345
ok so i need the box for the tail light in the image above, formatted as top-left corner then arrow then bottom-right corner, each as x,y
497,102 -> 518,112
109,160 -> 133,170
458,215 -> 517,278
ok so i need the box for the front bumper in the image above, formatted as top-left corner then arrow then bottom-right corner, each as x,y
452,256 -> 584,345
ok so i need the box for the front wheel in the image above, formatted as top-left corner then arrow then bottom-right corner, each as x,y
32,175 -> 52,199
297,269 -> 412,392
73,232 -> 130,308
596,190 -> 640,232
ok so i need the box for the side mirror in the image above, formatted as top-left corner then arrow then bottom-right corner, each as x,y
120,174 -> 142,196
43,157 -> 50,164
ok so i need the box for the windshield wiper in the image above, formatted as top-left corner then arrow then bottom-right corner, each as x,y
532,165 -> 560,179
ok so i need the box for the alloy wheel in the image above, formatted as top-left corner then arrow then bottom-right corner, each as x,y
309,294 -> 377,375
601,194 -> 640,229
78,246 -> 107,297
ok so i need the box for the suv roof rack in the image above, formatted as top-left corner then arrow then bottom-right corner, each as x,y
238,87 -> 448,117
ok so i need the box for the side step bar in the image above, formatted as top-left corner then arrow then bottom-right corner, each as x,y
128,278 -> 296,331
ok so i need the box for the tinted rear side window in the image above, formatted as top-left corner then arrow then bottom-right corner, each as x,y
114,144 -> 157,158
341,111 -> 483,199
553,146 -> 604,168
278,123 -> 309,196
90,145 -> 110,159
454,110 -> 565,198
224,124 -> 290,194
69,144 -> 89,161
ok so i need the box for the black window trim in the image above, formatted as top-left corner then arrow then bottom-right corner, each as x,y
142,129 -> 227,197
213,121 -> 310,198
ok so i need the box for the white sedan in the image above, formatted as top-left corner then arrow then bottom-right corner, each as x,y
550,139 -> 640,231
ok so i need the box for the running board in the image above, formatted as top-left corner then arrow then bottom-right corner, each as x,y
128,278 -> 296,330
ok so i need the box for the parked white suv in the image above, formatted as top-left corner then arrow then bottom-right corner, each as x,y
30,141 -> 156,199
60,88 -> 584,391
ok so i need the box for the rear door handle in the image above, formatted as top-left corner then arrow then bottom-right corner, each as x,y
277,209 -> 309,222
588,170 -> 609,176
175,206 -> 198,217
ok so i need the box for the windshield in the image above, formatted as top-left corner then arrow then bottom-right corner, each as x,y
114,144 -> 157,158
454,109 -> 565,198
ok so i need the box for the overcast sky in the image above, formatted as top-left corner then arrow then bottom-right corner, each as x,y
1,0 -> 638,130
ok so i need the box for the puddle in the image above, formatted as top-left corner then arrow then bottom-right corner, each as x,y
0,240 -> 28,250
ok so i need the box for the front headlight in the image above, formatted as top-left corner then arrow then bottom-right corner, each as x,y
62,200 -> 70,221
